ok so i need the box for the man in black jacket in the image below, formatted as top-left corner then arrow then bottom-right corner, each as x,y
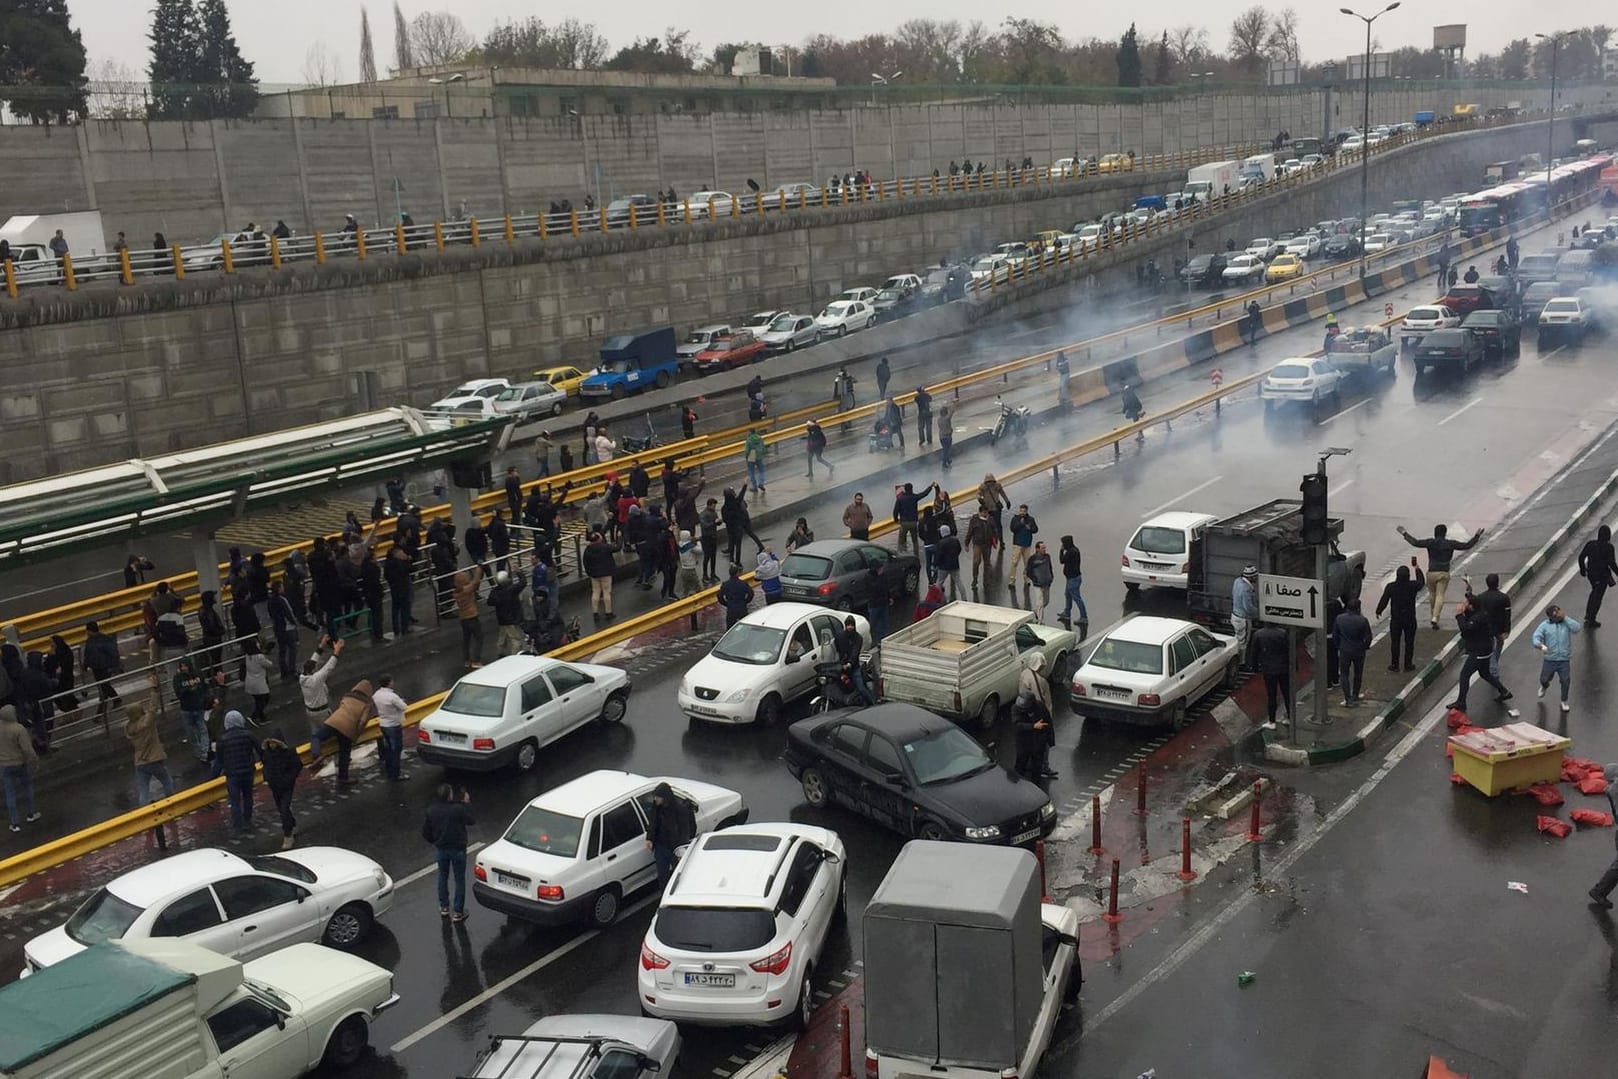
1332,600 -> 1373,705
914,386 -> 933,445
717,566 -> 753,628
212,710 -> 259,835
645,782 -> 697,885
82,621 -> 123,721
1578,524 -> 1618,627
423,783 -> 475,921
1375,562 -> 1426,671
935,525 -> 964,601
1474,573 -> 1512,679
1251,623 -> 1292,724
1450,594 -> 1512,713
1398,522 -> 1483,629
1012,692 -> 1052,780
489,571 -> 528,657
837,616 -> 875,705
1057,535 -> 1088,632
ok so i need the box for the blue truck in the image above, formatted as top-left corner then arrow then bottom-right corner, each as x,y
578,326 -> 680,400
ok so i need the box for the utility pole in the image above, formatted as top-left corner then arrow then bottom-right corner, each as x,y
1302,448 -> 1352,730
1340,3 -> 1401,278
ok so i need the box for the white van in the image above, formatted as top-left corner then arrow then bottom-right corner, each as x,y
1121,512 -> 1218,592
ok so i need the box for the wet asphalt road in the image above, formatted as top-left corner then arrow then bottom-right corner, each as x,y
4,216 -> 1615,1077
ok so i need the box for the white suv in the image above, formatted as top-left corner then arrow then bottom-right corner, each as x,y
638,823 -> 845,1030
417,655 -> 631,773
474,771 -> 747,928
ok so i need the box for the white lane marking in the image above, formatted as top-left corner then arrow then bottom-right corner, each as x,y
1142,476 -> 1224,518
1438,396 -> 1483,426
1081,554 -> 1586,1035
391,894 -> 658,1053
393,842 -> 484,889
1318,399 -> 1369,424
1329,478 -> 1356,498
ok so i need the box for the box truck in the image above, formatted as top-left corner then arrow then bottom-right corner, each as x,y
1183,160 -> 1238,202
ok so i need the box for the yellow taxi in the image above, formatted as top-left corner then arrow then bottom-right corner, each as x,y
1033,230 -> 1066,252
533,365 -> 588,397
1097,152 -> 1135,174
1264,253 -> 1304,283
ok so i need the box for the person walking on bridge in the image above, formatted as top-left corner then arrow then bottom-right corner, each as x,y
914,386 -> 933,445
875,356 -> 892,400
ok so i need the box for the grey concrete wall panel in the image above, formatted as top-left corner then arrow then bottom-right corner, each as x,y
83,122 -> 223,245
657,113 -> 718,192
299,122 -> 387,232
0,126 -> 88,220
763,113 -> 814,187
365,121 -> 447,226
215,120 -> 305,233
437,121 -> 506,219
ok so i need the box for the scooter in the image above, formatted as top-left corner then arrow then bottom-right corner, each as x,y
990,400 -> 1032,446
810,656 -> 877,714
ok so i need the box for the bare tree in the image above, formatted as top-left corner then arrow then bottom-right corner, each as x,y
1169,25 -> 1210,66
85,57 -> 145,119
410,11 -> 474,67
359,8 -> 378,82
301,42 -> 344,86
1265,7 -> 1300,64
392,1 -> 414,71
1228,6 -> 1271,71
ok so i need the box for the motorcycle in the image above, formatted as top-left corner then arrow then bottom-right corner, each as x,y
619,413 -> 659,455
810,656 -> 877,714
990,400 -> 1032,447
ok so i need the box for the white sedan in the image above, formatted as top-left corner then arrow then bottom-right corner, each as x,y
1068,616 -> 1240,729
1261,356 -> 1347,408
815,300 -> 875,336
23,847 -> 393,975
1245,238 -> 1283,260
474,770 -> 747,929
838,286 -> 880,305
969,254 -> 1009,282
1400,304 -> 1460,347
1221,255 -> 1266,283
679,604 -> 869,725
1283,233 -> 1321,258
687,191 -> 735,217
492,380 -> 567,421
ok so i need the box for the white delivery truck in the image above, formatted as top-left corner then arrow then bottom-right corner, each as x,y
863,842 -> 1080,1079
1240,153 -> 1277,183
1183,160 -> 1239,203
0,938 -> 399,1079
875,601 -> 1074,728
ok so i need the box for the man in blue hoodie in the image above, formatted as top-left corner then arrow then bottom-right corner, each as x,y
1531,604 -> 1582,713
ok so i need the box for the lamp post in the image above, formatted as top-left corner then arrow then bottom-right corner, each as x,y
1535,31 -> 1572,197
1340,3 -> 1400,279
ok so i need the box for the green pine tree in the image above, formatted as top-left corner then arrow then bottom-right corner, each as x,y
0,0 -> 90,123
147,0 -> 199,119
1116,23 -> 1143,87
195,0 -> 257,118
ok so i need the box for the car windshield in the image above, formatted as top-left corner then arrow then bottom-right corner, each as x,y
768,315 -> 798,331
250,855 -> 317,883
1525,284 -> 1559,301
1270,363 -> 1313,379
1129,526 -> 1188,554
600,359 -> 633,374
712,623 -> 788,665
878,288 -> 904,300
1545,300 -> 1579,313
1087,638 -> 1166,675
683,332 -> 712,344
902,726 -> 994,785
781,554 -> 833,581
654,906 -> 776,952
495,387 -> 531,402
1464,312 -> 1501,326
822,303 -> 850,317
1409,308 -> 1447,320
504,805 -> 584,857
971,258 -> 998,271
707,338 -> 735,351
65,888 -> 144,945
442,681 -> 507,717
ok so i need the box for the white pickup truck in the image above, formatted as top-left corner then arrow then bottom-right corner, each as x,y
876,601 -> 1074,728
0,938 -> 398,1079
1324,325 -> 1397,375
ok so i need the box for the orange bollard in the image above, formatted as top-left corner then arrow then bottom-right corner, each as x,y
836,1004 -> 853,1079
1102,858 -> 1123,924
1177,817 -> 1198,881
1134,763 -> 1148,817
1088,794 -> 1105,855
1246,781 -> 1264,842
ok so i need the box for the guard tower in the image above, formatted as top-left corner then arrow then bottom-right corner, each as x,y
1434,25 -> 1467,80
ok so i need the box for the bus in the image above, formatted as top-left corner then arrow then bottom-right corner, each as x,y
1457,184 -> 1529,236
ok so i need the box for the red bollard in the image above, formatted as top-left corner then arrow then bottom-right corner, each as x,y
1102,858 -> 1123,923
1134,763 -> 1149,817
1088,794 -> 1105,855
836,1003 -> 853,1079
1177,817 -> 1198,881
1035,839 -> 1052,902
1246,781 -> 1265,842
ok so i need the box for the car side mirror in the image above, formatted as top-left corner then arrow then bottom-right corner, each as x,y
275,1012 -> 287,1030
822,849 -> 842,865
639,1057 -> 662,1073
785,651 -> 800,664
882,768 -> 906,787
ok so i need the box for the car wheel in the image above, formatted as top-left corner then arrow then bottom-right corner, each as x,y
589,886 -> 621,929
790,970 -> 815,1032
322,1016 -> 369,1069
838,325 -> 847,337
918,820 -> 947,841
1168,699 -> 1190,731
901,568 -> 920,595
800,767 -> 829,808
598,690 -> 628,724
322,903 -> 373,948
513,739 -> 539,773
610,384 -> 626,400
976,694 -> 1000,730
755,693 -> 783,727
1124,582 -> 1140,593
655,371 -> 672,389
833,596 -> 854,612
785,339 -> 794,353
551,401 -> 564,416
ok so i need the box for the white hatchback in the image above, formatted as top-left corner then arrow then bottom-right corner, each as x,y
815,300 -> 875,336
1261,356 -> 1346,407
678,604 -> 870,725
474,770 -> 747,929
1121,512 -> 1217,592
639,823 -> 845,1030
23,847 -> 393,975
417,654 -> 632,773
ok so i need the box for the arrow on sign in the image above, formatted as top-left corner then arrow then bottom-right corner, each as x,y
1308,586 -> 1318,619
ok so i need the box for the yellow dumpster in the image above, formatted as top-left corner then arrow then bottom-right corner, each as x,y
1449,722 -> 1571,797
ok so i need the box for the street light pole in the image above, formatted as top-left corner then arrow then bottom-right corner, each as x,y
1535,31 -> 1570,196
1341,3 -> 1400,279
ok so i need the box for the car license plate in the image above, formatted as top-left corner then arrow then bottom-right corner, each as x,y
436,731 -> 467,745
687,705 -> 720,717
1095,686 -> 1132,701
684,972 -> 736,988
495,870 -> 527,887
1013,828 -> 1041,845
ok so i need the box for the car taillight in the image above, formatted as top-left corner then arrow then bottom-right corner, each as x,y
1120,554 -> 1130,566
537,884 -> 564,900
816,581 -> 837,595
866,1050 -> 880,1079
473,738 -> 495,751
1071,683 -> 1087,697
474,864 -> 487,882
750,942 -> 793,975
641,942 -> 670,970
1180,561 -> 1190,573
417,729 -> 431,743
1138,693 -> 1162,706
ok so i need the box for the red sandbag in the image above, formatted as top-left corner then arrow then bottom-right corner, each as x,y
1537,815 -> 1572,838
1564,755 -> 1602,779
1445,708 -> 1471,730
1578,774 -> 1609,795
1571,809 -> 1615,827
1528,782 -> 1565,807
1449,773 -> 1468,785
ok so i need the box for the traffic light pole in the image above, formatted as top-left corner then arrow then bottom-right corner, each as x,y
1314,538 -> 1329,730
1303,448 -> 1352,734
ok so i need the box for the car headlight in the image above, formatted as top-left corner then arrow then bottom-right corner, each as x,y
1041,802 -> 1056,820
373,868 -> 388,890
964,825 -> 1001,840
723,688 -> 752,703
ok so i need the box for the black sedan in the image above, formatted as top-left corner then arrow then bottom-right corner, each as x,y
1412,327 -> 1484,376
1321,234 -> 1360,261
1177,253 -> 1227,288
777,540 -> 921,611
783,703 -> 1056,845
1461,308 -> 1521,358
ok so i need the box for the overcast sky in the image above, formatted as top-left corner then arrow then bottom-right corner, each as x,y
68,0 -> 1594,85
